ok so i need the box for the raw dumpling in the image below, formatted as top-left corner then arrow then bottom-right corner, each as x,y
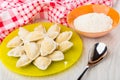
58,41 -> 73,52
26,31 -> 44,41
8,46 -> 24,57
47,51 -> 64,61
56,31 -> 72,43
48,24 -> 60,32
34,25 -> 46,34
33,56 -> 51,70
16,54 -> 32,67
24,42 -> 40,60
36,39 -> 44,45
18,27 -> 29,40
7,36 -> 23,48
47,32 -> 59,40
47,24 -> 60,39
40,37 -> 57,56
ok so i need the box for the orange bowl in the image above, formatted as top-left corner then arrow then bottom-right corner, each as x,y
67,4 -> 120,38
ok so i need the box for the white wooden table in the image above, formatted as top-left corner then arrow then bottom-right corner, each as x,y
0,1 -> 120,80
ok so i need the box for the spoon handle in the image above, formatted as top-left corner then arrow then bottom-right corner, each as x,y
77,65 -> 89,80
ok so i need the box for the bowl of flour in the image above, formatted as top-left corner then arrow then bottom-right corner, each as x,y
67,4 -> 120,38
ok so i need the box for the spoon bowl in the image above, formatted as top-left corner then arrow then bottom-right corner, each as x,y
88,42 -> 107,64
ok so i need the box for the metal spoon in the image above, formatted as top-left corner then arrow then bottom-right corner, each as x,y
77,42 -> 107,80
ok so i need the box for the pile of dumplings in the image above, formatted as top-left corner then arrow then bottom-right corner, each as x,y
7,24 -> 73,70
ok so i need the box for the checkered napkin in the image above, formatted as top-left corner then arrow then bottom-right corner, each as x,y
0,0 -> 113,43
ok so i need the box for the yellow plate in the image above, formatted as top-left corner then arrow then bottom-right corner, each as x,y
0,22 -> 83,76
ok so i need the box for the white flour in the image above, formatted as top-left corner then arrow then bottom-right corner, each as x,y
73,13 -> 113,32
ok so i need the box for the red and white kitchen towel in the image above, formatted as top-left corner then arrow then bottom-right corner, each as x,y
0,0 -> 115,43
